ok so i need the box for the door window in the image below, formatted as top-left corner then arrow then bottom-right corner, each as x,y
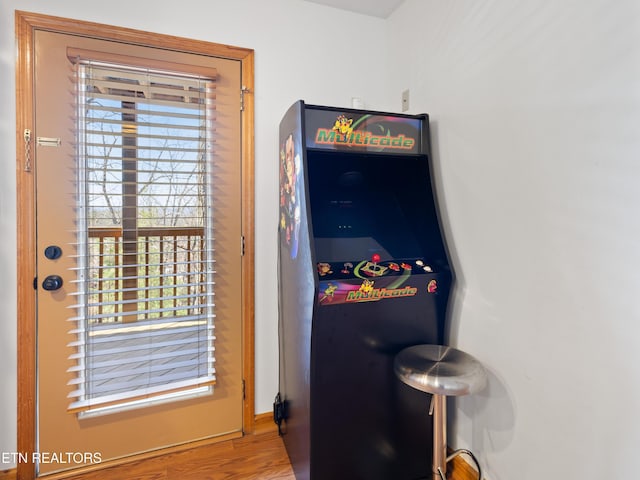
68,56 -> 218,414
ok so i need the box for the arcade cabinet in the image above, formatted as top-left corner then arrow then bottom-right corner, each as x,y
276,101 -> 452,480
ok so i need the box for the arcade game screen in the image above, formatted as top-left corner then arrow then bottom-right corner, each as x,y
307,150 -> 443,266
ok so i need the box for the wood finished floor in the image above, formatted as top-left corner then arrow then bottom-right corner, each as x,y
26,427 -> 474,480
61,430 -> 295,480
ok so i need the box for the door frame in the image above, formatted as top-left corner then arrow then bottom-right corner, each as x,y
15,10 -> 255,479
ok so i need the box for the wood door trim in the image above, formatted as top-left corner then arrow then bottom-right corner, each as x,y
15,11 -> 255,480
240,49 -> 256,436
15,11 -> 37,480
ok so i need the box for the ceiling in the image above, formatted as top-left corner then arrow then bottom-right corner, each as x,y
302,0 -> 405,19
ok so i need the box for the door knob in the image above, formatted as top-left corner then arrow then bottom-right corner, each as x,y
42,275 -> 63,291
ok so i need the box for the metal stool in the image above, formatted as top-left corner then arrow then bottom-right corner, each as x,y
394,345 -> 487,480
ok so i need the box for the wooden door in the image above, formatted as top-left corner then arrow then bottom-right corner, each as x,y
32,28 -> 244,476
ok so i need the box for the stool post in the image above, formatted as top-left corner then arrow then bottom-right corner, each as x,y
431,393 -> 446,480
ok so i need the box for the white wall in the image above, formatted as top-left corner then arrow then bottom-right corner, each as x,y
0,0 -> 393,469
387,0 -> 640,478
5,1 -> 638,478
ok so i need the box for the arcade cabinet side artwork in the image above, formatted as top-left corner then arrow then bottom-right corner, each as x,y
276,101 -> 314,480
277,101 -> 453,480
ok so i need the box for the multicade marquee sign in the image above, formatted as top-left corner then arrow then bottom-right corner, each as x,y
315,128 -> 415,150
305,109 -> 423,154
315,115 -> 416,150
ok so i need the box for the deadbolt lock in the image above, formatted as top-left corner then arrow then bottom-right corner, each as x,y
42,275 -> 63,291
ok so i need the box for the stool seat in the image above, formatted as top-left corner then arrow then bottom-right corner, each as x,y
394,344 -> 487,397
394,344 -> 487,480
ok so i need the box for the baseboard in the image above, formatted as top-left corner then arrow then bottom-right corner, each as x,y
253,411 -> 277,435
449,450 -> 481,480
0,468 -> 16,480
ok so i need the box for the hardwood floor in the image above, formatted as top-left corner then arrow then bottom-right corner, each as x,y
56,431 -> 478,480
1,420 -> 478,480
60,430 -> 295,480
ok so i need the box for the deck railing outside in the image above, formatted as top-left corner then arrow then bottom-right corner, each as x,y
88,226 -> 206,324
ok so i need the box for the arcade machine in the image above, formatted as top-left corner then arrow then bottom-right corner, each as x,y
276,101 -> 452,480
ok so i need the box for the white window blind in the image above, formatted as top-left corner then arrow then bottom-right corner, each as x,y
67,54 -> 217,413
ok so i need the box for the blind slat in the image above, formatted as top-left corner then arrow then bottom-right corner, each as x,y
69,371 -> 216,397
88,77 -> 214,96
70,302 -> 215,322
70,347 -> 215,373
86,103 -> 214,119
68,334 -> 216,352
68,321 -> 216,343
86,92 -> 212,110
70,292 -> 215,311
69,258 -> 214,273
68,280 -> 214,297
67,377 -> 216,413
85,155 -> 209,166
85,117 -> 214,131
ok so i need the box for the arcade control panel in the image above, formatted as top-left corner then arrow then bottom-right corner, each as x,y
316,254 -> 441,306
